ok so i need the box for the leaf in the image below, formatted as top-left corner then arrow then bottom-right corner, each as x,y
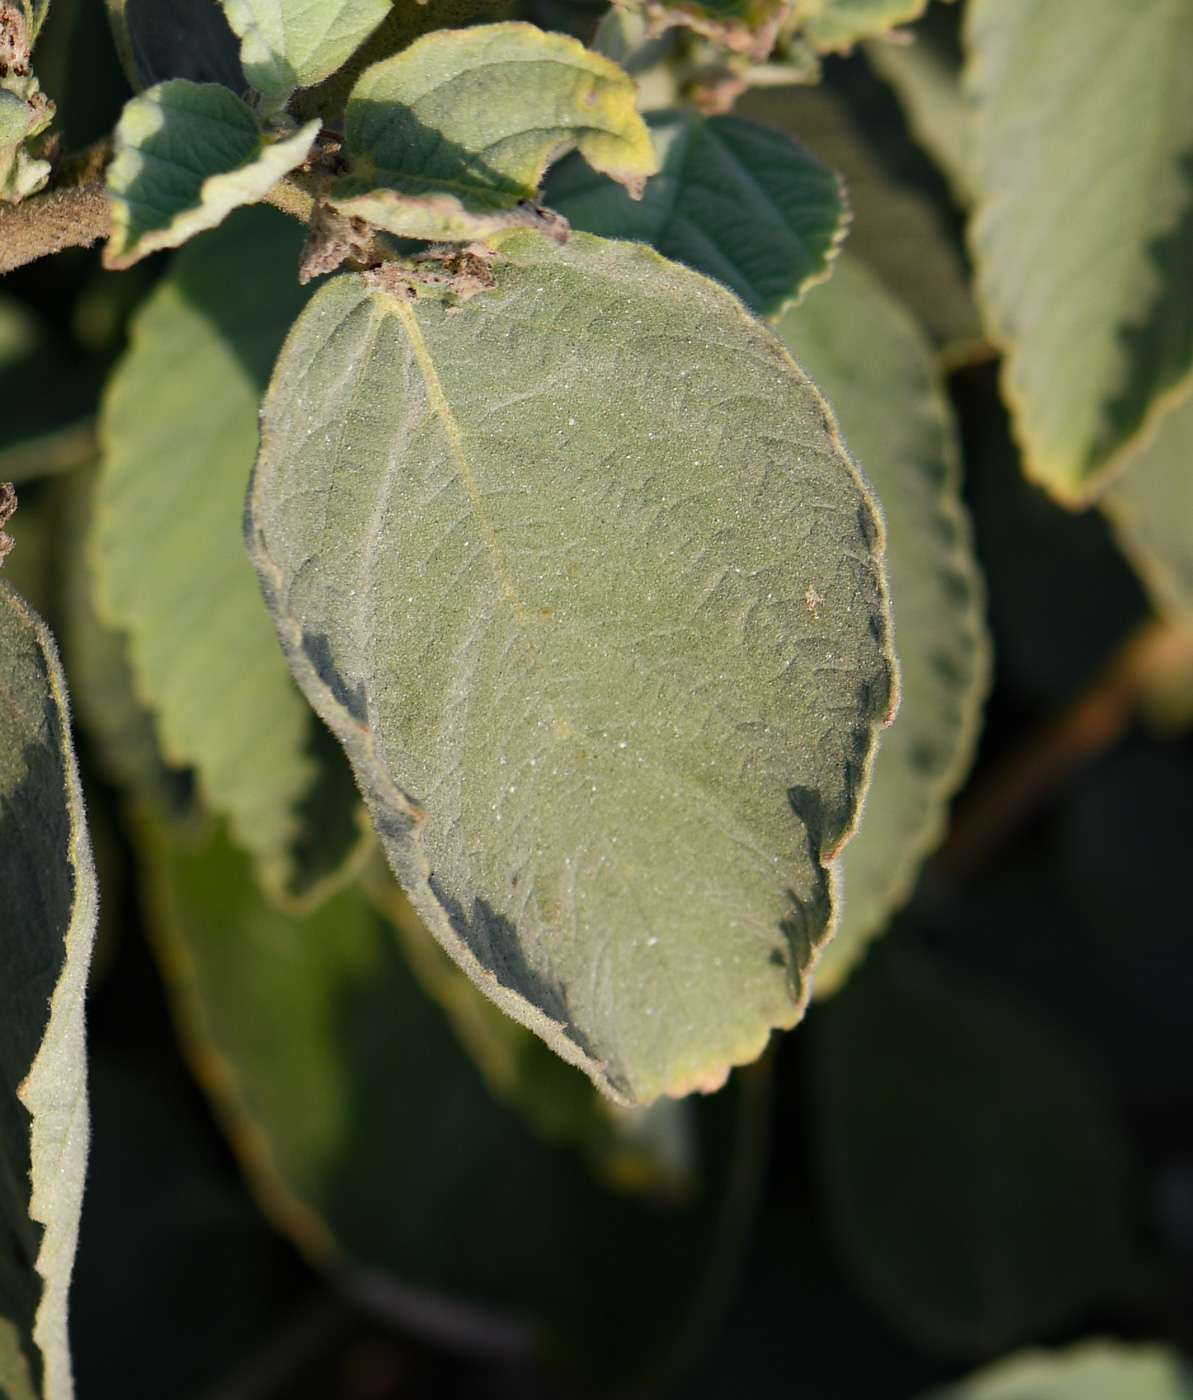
1102,384 -> 1193,625
140,816 -> 769,1387
0,293 -> 93,484
246,230 -> 895,1104
812,950 -> 1137,1354
104,0 -> 245,92
0,580 -> 98,1400
965,0 -> 1193,503
103,79 -> 320,270
736,83 -> 983,351
93,206 -> 364,903
219,0 -> 391,105
776,257 -> 989,995
793,0 -> 928,52
922,1341 -> 1193,1400
330,22 -> 657,243
543,109 -> 847,320
0,4 -> 54,205
612,0 -> 793,64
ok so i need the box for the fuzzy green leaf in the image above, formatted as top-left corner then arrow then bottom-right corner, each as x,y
0,581 -> 97,1400
219,0 -> 391,103
93,207 -> 363,904
1102,385 -> 1193,624
331,23 -> 657,243
794,0 -> 928,51
141,817 -> 767,1387
104,0 -> 245,92
247,230 -> 894,1104
813,952 -> 1136,1353
776,258 -> 989,995
543,110 -> 846,321
104,80 -> 319,269
923,1342 -> 1193,1400
966,0 -> 1193,503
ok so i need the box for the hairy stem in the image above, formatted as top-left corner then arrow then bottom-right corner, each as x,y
0,138 -> 112,274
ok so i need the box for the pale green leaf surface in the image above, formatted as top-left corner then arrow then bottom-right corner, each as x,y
105,0 -> 245,91
104,80 -> 319,269
94,207 -> 361,903
0,582 -> 97,1400
543,110 -> 846,320
794,0 -> 928,51
142,818 -> 767,1385
814,951 -> 1136,1353
247,231 -> 894,1104
220,0 -> 391,102
331,23 -> 657,242
923,1341 -> 1193,1400
1102,385 -> 1193,624
966,0 -> 1193,502
777,258 -> 988,995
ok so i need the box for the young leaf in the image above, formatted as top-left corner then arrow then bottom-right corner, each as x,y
0,4 -> 53,203
794,0 -> 928,52
140,817 -> 768,1387
813,951 -> 1137,1354
543,110 -> 847,321
776,258 -> 989,995
330,23 -> 657,243
104,0 -> 245,92
922,1341 -> 1193,1400
246,230 -> 895,1105
1102,385 -> 1193,625
220,0 -> 391,105
93,207 -> 362,903
103,80 -> 319,269
965,0 -> 1193,503
0,580 -> 98,1400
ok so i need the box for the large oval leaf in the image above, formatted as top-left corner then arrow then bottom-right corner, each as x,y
104,0 -> 245,92
93,207 -> 363,904
922,1342 -> 1193,1400
965,0 -> 1193,502
247,231 -> 895,1104
0,580 -> 97,1400
139,817 -> 768,1387
776,258 -> 989,995
219,0 -> 391,104
543,109 -> 847,320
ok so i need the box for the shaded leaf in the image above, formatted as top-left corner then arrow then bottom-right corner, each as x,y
93,206 -> 363,903
104,80 -> 319,269
247,231 -> 894,1104
104,0 -> 245,92
923,1341 -> 1193,1400
0,295 -> 94,484
543,109 -> 846,320
965,0 -> 1193,502
219,0 -> 391,104
331,23 -> 657,242
141,817 -> 768,1388
776,257 -> 988,994
813,950 -> 1137,1354
1102,384 -> 1193,625
0,580 -> 97,1400
794,0 -> 928,52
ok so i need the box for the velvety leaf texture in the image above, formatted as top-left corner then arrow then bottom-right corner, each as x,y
104,80 -> 319,268
332,23 -> 657,242
777,258 -> 989,995
1102,385 -> 1193,624
543,110 -> 847,321
966,0 -> 1193,501
141,818 -> 767,1386
923,1342 -> 1193,1400
94,207 -> 361,904
247,231 -> 895,1105
220,0 -> 391,102
0,581 -> 97,1400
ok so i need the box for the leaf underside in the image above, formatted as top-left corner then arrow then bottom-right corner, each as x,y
544,110 -> 847,321
966,0 -> 1193,502
777,257 -> 989,996
247,230 -> 894,1105
0,582 -> 97,1400
104,79 -> 319,269
331,22 -> 657,242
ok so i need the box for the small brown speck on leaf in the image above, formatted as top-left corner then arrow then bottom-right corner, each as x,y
805,586 -> 823,619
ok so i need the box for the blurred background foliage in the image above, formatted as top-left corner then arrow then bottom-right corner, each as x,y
4,0 -> 1193,1395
